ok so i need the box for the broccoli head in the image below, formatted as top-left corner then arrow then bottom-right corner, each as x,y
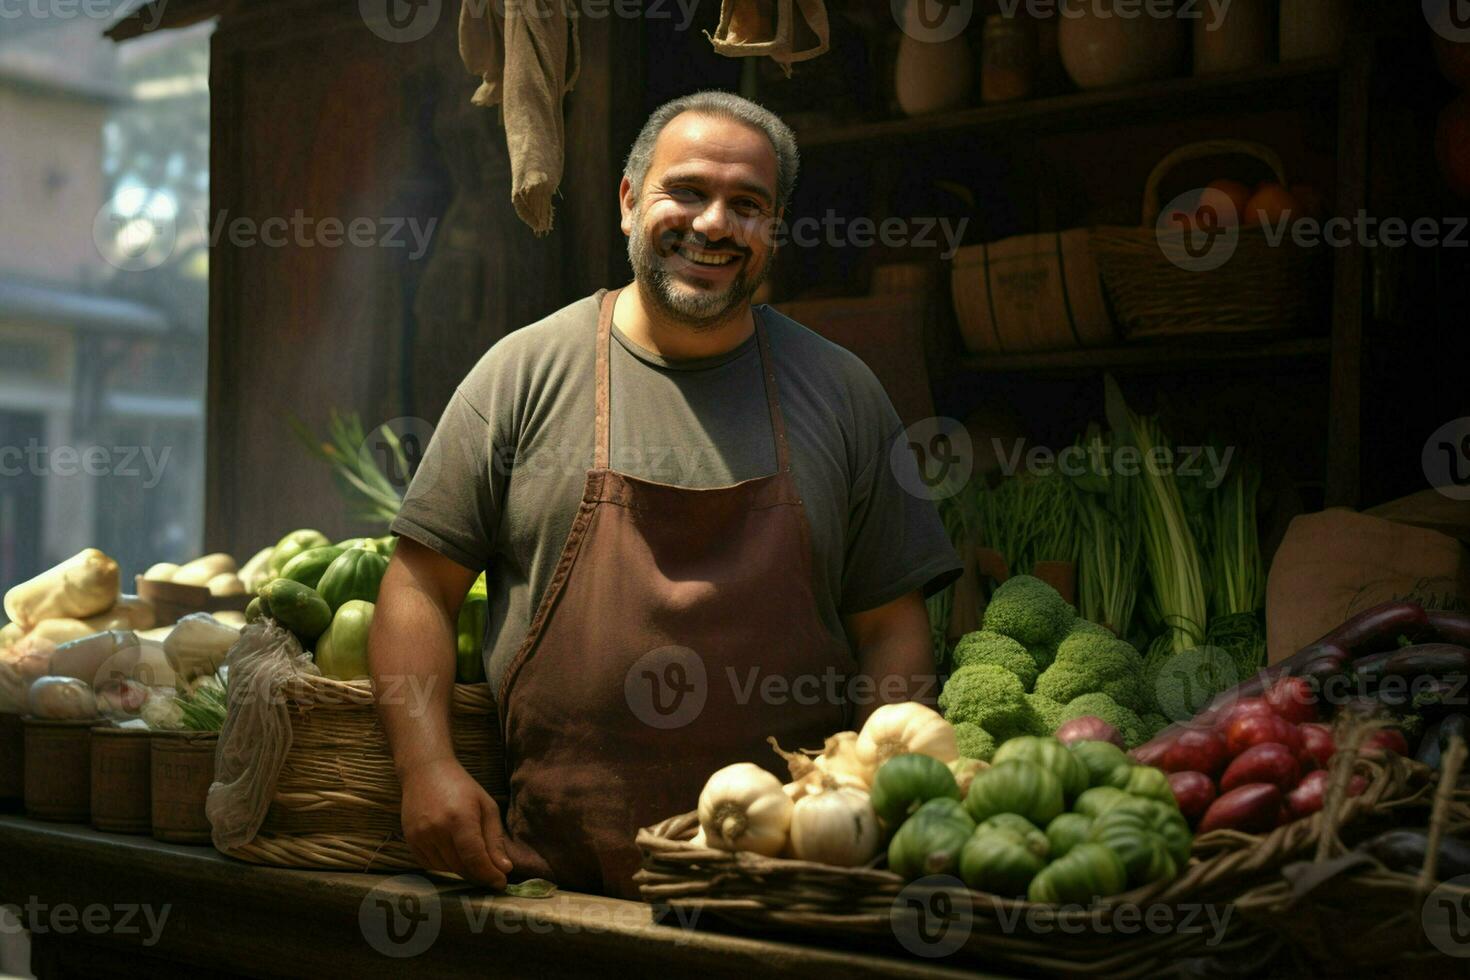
951,630 -> 1038,690
1061,693 -> 1146,749
1064,618 -> 1114,640
982,575 -> 1072,648
1033,630 -> 1150,714
1027,692 -> 1066,735
1141,712 -> 1169,741
938,663 -> 1042,742
953,721 -> 997,761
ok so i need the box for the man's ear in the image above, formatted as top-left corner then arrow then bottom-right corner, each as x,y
619,176 -> 635,236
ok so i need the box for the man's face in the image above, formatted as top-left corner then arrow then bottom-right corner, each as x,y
622,112 -> 781,327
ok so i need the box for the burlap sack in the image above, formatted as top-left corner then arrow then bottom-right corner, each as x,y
1265,506 -> 1470,663
706,0 -> 829,76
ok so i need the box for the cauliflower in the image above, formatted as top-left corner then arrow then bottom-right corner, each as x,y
938,664 -> 1041,742
951,630 -> 1038,690
1033,630 -> 1149,714
982,575 -> 1072,648
953,721 -> 997,762
1061,693 -> 1146,749
1027,692 -> 1066,735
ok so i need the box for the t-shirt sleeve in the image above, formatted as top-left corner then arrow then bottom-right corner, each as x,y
840,404 -> 964,615
390,389 -> 500,572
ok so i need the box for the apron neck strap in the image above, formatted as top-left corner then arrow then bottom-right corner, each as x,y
595,287 -> 791,473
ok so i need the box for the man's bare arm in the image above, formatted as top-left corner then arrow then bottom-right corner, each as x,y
372,536 -> 511,886
843,590 -> 938,728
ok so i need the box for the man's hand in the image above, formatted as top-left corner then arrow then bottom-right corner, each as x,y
844,590 -> 937,727
373,536 -> 511,887
401,757 -> 513,889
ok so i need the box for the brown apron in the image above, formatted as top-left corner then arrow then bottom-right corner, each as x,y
497,287 -> 853,899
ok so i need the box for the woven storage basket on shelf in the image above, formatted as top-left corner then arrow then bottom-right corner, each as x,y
636,745 -> 1417,976
1089,139 -> 1330,340
1234,738 -> 1470,973
208,622 -> 504,871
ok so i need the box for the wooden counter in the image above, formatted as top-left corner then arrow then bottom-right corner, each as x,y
0,815 -> 992,979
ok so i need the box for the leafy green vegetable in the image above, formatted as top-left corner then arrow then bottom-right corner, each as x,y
504,879 -> 557,898
1073,428 -> 1143,639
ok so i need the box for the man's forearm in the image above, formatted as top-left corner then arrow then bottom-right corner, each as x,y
371,567 -> 460,778
851,595 -> 938,727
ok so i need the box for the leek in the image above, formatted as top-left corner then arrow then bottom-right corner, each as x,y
1073,429 -> 1142,637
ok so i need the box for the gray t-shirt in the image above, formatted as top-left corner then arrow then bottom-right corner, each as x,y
392,290 -> 963,694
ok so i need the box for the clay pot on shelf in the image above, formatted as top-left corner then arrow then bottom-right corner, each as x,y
893,0 -> 974,115
1058,0 -> 1187,89
1279,0 -> 1348,62
1194,0 -> 1272,75
982,14 -> 1038,104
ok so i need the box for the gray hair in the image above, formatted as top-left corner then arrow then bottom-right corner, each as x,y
623,90 -> 799,215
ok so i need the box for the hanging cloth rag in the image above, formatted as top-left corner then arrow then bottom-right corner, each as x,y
706,0 -> 830,77
459,0 -> 582,235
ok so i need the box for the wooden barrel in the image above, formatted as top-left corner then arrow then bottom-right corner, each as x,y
23,717 -> 94,821
0,712 -> 23,802
150,731 -> 218,844
91,726 -> 153,834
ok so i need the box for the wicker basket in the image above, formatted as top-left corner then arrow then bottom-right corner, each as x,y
636,751 -> 1415,976
209,622 -> 504,871
1234,739 -> 1470,973
1090,139 -> 1330,340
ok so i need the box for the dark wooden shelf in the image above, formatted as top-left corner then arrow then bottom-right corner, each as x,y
795,59 -> 1341,150
954,335 -> 1332,376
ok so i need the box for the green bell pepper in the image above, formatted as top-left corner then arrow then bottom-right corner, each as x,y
315,599 -> 374,681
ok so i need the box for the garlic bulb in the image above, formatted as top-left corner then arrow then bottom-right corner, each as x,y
949,757 -> 989,797
856,702 -> 958,770
789,780 -> 882,867
812,731 -> 874,786
697,762 -> 792,857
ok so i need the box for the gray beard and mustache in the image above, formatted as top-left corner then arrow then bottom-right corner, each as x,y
626,204 -> 773,329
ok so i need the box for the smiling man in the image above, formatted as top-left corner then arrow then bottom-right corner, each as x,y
373,90 -> 962,899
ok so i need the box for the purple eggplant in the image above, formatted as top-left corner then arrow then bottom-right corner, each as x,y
1382,643 -> 1470,679
1427,610 -> 1470,647
1360,829 -> 1470,880
1351,650 -> 1397,683
1317,601 -> 1431,658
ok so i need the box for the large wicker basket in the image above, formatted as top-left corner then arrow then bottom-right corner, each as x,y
1234,739 -> 1470,974
208,622 -> 505,871
636,751 -> 1417,976
1089,139 -> 1330,340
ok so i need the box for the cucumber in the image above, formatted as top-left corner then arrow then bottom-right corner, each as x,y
279,546 -> 346,591
262,578 -> 332,643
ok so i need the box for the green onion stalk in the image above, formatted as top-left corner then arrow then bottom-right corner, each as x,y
290,410 -> 408,528
1073,430 -> 1142,638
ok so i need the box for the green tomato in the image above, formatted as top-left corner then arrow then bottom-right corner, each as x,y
978,813 -> 1048,859
887,798 -> 975,881
1067,740 -> 1131,788
267,529 -> 331,576
870,754 -> 961,828
1073,785 -> 1133,819
1116,799 -> 1193,867
965,760 -> 1064,827
1120,766 -> 1178,808
1045,812 -> 1094,860
992,736 -> 1089,802
1088,808 -> 1170,887
1026,842 -> 1128,905
314,600 -> 374,681
959,829 -> 1046,897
